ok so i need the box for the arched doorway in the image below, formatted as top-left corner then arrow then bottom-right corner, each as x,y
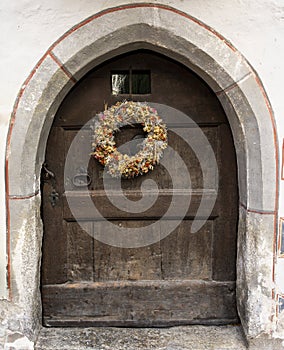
5,4 -> 278,342
41,49 -> 238,326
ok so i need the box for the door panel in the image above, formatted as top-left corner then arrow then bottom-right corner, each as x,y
62,126 -> 218,192
66,221 -> 94,282
41,50 -> 238,326
60,219 -> 215,283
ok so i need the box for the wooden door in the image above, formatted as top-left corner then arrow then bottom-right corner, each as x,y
41,50 -> 239,326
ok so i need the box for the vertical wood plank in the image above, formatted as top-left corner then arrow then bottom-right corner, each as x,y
160,220 -> 213,280
41,126 -> 67,284
212,124 -> 238,281
66,221 -> 94,282
93,220 -> 162,281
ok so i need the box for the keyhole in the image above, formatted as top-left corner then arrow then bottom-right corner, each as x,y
49,189 -> 59,207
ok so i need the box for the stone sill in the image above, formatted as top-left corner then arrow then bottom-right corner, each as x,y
34,325 -> 247,350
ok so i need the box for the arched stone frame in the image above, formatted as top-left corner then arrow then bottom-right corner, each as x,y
5,3 -> 279,343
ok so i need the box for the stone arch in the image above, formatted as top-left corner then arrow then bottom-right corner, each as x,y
5,3 -> 278,341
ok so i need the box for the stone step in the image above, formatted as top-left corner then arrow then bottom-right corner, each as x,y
35,325 -> 248,350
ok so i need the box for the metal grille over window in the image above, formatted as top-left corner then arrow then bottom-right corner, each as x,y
111,70 -> 151,95
111,71 -> 129,95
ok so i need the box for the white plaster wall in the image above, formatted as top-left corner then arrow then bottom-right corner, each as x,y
0,113 -> 7,299
1,0 -> 284,299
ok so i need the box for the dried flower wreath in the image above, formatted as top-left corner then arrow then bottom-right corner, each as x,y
91,101 -> 168,179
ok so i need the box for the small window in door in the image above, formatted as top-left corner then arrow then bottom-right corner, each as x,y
111,70 -> 151,95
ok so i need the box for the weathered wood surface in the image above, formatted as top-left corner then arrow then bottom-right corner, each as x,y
41,50 -> 238,326
63,127 -> 219,192
63,190 -> 219,220
43,280 -> 238,327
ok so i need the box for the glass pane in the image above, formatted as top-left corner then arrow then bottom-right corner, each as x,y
132,70 -> 151,94
111,71 -> 129,95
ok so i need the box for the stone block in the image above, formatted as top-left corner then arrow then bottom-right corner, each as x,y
52,6 -> 251,92
218,75 -> 276,212
8,195 -> 42,338
217,90 -> 248,206
233,73 -> 277,212
248,336 -> 284,350
35,325 -> 248,350
237,207 -> 275,338
8,55 -> 72,197
4,332 -> 34,350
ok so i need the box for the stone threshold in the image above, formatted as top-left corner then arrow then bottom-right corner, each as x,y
35,325 -> 248,350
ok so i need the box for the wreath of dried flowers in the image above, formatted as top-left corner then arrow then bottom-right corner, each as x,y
91,101 -> 168,179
